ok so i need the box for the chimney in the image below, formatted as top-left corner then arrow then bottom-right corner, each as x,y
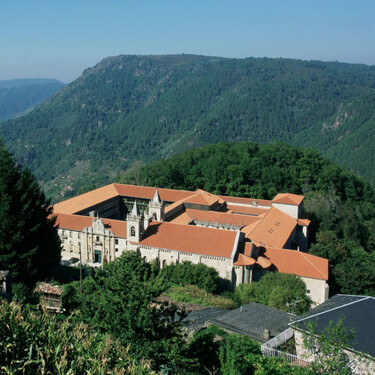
263,329 -> 270,340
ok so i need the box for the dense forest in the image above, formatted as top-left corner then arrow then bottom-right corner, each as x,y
119,141 -> 375,297
0,78 -> 65,121
1,54 -> 375,200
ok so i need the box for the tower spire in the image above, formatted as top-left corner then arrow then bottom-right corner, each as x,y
132,200 -> 139,216
153,188 -> 161,204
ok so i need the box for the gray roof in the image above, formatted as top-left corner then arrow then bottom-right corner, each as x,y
208,303 -> 296,343
183,308 -> 226,330
290,294 -> 375,358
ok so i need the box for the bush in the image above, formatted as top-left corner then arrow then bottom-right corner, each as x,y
160,261 -> 219,293
166,285 -> 236,309
234,273 -> 311,314
12,283 -> 32,304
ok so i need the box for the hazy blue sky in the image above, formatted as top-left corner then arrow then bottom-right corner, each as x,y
1,0 -> 374,83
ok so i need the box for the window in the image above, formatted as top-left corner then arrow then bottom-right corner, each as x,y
153,212 -> 157,220
69,231 -> 72,238
131,226 -> 136,237
96,236 -> 100,242
78,232 -> 81,239
115,239 -> 118,245
115,247 -> 119,252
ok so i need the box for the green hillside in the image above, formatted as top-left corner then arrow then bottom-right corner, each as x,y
0,79 -> 65,121
1,55 -> 375,200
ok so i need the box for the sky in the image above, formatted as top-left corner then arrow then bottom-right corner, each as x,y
1,0 -> 375,83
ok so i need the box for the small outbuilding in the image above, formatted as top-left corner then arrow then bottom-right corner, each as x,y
34,282 -> 64,313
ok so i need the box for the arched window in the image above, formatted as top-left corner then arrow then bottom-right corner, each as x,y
153,212 -> 157,220
162,259 -> 167,268
131,226 -> 136,237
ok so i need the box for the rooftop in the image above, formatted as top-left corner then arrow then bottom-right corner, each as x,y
34,282 -> 63,296
55,213 -> 127,238
273,193 -> 305,206
53,183 -> 194,215
247,207 -> 297,248
262,247 -> 329,280
290,295 -> 375,357
137,221 -> 238,258
209,303 -> 296,343
180,208 -> 262,228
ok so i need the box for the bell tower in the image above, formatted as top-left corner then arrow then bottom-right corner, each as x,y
149,188 -> 165,221
127,201 -> 142,242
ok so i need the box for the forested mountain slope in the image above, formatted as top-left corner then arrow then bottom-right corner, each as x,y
0,78 -> 65,121
1,55 -> 375,200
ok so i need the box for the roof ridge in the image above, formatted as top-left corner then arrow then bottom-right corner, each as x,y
300,252 -> 327,280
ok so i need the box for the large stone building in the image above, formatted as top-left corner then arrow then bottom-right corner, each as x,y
53,183 -> 329,306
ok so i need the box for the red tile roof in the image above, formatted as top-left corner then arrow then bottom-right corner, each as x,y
55,213 -> 127,238
53,184 -> 119,215
113,183 -> 193,202
234,253 -> 256,266
53,183 -> 195,215
247,207 -> 297,248
169,189 -> 225,207
256,256 -> 272,269
263,247 -> 329,280
272,193 -> 304,206
137,221 -> 238,258
219,195 -> 272,207
185,208 -> 262,227
297,218 -> 311,226
226,204 -> 269,216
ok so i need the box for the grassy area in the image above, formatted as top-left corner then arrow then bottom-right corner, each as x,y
165,285 -> 236,310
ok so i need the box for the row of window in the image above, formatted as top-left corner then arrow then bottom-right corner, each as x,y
61,230 -> 120,245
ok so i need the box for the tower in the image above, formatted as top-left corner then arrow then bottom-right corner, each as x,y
127,201 -> 143,242
148,189 -> 165,221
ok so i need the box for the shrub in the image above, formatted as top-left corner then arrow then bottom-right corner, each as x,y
234,273 -> 311,314
160,261 -> 219,293
166,285 -> 236,309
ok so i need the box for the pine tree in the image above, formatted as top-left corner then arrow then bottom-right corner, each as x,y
0,140 -> 61,285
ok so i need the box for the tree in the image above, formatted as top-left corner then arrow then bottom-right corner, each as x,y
234,273 -> 311,314
159,261 -> 220,293
301,319 -> 356,375
68,252 -> 187,372
0,141 -> 61,285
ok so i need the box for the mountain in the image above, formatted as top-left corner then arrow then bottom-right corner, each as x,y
0,78 -> 65,121
1,54 -> 375,201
